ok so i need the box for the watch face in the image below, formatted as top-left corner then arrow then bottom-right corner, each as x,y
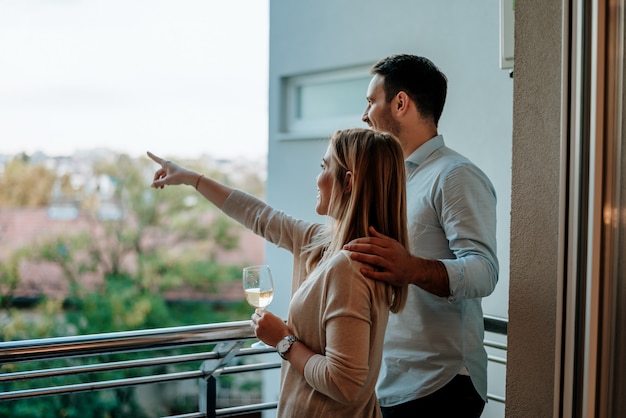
277,338 -> 289,353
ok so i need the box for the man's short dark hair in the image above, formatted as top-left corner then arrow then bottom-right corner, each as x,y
372,54 -> 447,126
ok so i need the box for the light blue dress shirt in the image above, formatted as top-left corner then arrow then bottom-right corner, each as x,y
376,135 -> 499,406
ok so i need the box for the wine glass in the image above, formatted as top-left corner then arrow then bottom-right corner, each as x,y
243,265 -> 275,349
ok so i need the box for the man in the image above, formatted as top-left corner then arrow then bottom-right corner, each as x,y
344,54 -> 499,417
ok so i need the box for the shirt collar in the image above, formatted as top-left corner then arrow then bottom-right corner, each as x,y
405,135 -> 445,168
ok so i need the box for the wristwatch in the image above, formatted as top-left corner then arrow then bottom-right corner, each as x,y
276,335 -> 299,359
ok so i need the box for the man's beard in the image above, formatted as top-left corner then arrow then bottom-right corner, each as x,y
376,106 -> 401,138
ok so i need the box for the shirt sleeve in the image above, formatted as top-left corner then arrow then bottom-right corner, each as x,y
302,255 -> 376,403
221,189 -> 317,254
437,163 -> 499,301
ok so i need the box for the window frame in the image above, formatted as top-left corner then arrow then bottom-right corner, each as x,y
280,65 -> 372,139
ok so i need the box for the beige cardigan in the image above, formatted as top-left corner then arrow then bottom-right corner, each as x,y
222,190 -> 393,418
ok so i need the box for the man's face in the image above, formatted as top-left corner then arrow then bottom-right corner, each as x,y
362,74 -> 400,137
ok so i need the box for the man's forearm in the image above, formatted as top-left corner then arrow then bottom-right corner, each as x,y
412,257 -> 450,297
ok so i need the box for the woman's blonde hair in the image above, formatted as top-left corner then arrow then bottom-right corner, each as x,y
305,128 -> 409,313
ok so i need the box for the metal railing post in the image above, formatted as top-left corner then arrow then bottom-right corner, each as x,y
198,341 -> 244,417
199,374 -> 217,418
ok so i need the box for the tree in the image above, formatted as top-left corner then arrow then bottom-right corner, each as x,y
0,155 -> 57,207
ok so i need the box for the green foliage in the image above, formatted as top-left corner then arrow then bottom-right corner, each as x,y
0,156 -> 57,207
0,250 -> 27,309
0,299 -> 70,340
64,273 -> 174,333
142,250 -> 244,294
0,151 -> 266,416
0,386 -> 149,418
27,233 -> 99,298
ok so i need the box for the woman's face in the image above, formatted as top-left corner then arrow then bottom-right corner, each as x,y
315,146 -> 336,216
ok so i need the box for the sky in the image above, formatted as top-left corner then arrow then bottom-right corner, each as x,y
0,0 -> 269,160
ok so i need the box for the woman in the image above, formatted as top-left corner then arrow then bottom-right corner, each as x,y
148,128 -> 408,418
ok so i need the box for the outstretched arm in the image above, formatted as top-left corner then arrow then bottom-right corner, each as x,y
343,226 -> 450,297
147,151 -> 232,208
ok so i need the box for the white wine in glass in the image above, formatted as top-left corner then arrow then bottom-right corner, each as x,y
243,265 -> 274,309
243,265 -> 275,349
244,287 -> 274,309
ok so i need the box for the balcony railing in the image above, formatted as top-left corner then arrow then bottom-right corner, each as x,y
0,317 -> 508,417
484,314 -> 508,405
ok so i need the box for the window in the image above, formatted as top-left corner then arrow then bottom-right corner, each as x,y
282,65 -> 371,138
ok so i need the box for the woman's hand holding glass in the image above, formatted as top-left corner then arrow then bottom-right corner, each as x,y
244,265 -> 291,347
251,309 -> 290,347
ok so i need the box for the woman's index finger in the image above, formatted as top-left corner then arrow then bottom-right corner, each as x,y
146,151 -> 163,165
